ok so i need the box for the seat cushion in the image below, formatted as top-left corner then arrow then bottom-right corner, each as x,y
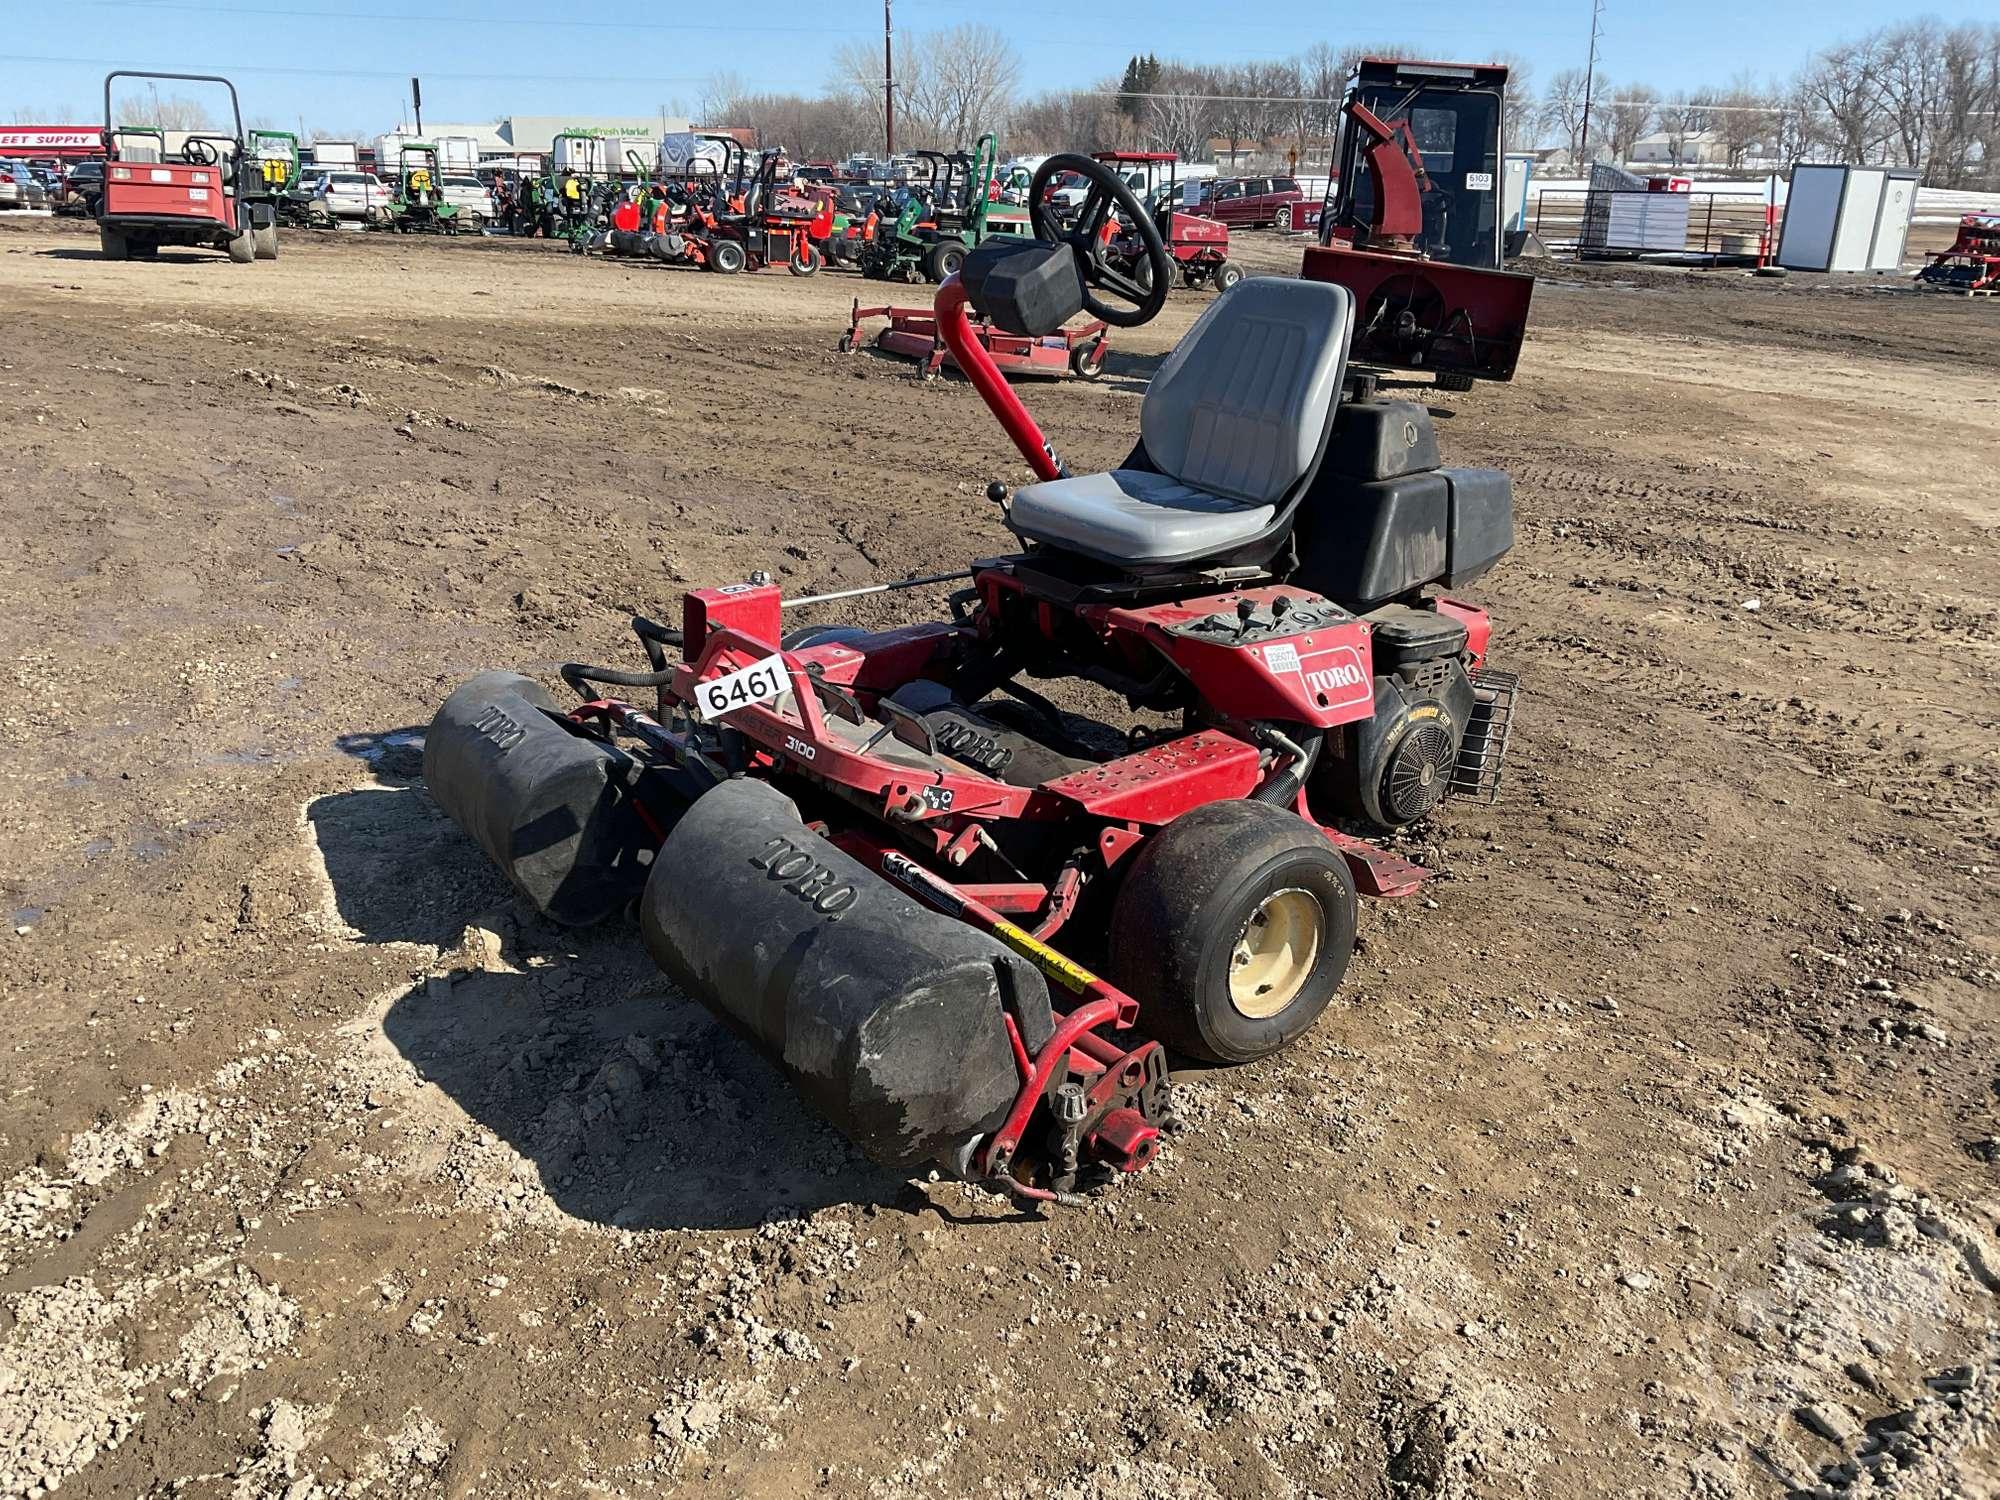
1141,277 -> 1353,505
1009,469 -> 1274,565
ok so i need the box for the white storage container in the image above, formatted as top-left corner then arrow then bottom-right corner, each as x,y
1776,164 -> 1918,273
550,135 -> 612,176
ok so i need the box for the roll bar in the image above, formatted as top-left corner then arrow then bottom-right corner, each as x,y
102,71 -> 243,141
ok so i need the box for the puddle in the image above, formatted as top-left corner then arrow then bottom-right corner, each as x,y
336,729 -> 425,769
10,907 -> 42,930
83,838 -> 114,861
277,676 -> 302,692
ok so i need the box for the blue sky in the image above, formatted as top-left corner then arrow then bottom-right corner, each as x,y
4,0 -> 1988,135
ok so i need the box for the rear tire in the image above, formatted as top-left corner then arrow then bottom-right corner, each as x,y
252,223 -> 278,261
708,238 -> 746,274
924,241 -> 965,282
1212,260 -> 1244,292
1108,801 -> 1356,1064
98,226 -> 128,260
226,229 -> 256,263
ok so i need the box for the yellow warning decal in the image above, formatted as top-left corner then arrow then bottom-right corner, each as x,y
992,920 -> 1096,995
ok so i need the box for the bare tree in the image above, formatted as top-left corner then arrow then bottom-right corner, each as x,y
1768,80 -> 1827,166
1147,64 -> 1220,161
1705,72 -> 1774,168
1655,93 -> 1710,166
1540,68 -> 1590,160
1875,19 -> 1947,170
903,24 -> 1020,147
1011,84 -> 1120,154
1605,84 -> 1659,164
697,71 -> 747,129
113,93 -> 215,130
1800,35 -> 1889,164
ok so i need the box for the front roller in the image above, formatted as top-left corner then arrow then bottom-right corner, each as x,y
640,780 -> 1057,1173
423,671 -> 665,926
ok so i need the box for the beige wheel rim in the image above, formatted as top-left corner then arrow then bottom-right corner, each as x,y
1228,888 -> 1322,1019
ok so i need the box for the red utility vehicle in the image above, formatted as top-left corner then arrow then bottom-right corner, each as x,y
95,72 -> 272,263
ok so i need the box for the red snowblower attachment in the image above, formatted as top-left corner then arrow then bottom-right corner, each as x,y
1301,59 -> 1534,384
424,155 -> 1520,1205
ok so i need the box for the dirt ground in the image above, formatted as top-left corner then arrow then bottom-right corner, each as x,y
0,213 -> 1995,1500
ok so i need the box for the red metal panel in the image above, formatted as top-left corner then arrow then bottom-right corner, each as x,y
1099,586 -> 1377,729
682,581 -> 781,658
1432,598 -> 1491,667
104,163 -> 232,225
1298,243 -> 1534,381
1043,731 -> 1261,823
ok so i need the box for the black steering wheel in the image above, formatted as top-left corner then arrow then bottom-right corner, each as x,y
181,137 -> 221,167
1028,154 -> 1171,328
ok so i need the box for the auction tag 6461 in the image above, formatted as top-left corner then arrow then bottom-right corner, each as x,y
694,653 -> 790,722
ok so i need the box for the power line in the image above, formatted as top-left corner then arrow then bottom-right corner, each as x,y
65,1 -> 859,36
22,53 -> 714,84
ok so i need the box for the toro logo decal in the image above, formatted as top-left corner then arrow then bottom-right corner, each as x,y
1301,645 -> 1372,708
1258,639 -> 1372,712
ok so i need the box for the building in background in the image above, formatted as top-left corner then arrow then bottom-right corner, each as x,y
0,126 -> 103,161
391,115 -> 689,161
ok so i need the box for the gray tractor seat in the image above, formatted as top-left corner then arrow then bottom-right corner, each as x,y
1008,277 -> 1354,569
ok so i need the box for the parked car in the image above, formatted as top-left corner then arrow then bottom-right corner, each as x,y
308,170 -> 391,223
436,173 -> 496,227
1196,175 -> 1304,228
57,159 -> 103,215
0,160 -> 48,210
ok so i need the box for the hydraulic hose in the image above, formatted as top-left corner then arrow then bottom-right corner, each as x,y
1250,727 -> 1323,806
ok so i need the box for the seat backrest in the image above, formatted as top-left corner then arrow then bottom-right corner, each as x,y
1140,277 -> 1353,506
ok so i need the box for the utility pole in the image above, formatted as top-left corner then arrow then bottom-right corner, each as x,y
883,0 -> 895,158
1578,0 -> 1604,166
411,76 -> 423,137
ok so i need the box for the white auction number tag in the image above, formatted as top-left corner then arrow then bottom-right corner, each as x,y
1465,171 -> 1494,192
694,653 -> 790,722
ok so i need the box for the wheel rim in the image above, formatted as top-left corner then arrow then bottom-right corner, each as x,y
1228,888 -> 1321,1018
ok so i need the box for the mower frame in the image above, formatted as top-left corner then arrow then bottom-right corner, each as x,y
842,296 -> 1110,381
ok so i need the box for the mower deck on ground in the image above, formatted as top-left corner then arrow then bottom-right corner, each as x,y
425,155 -> 1520,1203
843,297 -> 1110,380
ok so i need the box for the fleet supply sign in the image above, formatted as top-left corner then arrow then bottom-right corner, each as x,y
0,127 -> 102,156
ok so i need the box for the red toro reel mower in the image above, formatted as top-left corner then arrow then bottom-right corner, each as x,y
424,154 -> 1520,1204
1916,214 -> 2000,295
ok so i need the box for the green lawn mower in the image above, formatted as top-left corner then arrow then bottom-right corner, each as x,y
859,133 -> 1025,284
244,129 -> 314,228
385,143 -> 462,234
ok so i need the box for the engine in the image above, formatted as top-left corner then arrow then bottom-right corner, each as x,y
1315,604 -> 1477,827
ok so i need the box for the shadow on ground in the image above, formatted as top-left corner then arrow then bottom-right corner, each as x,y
311,778 -> 915,1231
